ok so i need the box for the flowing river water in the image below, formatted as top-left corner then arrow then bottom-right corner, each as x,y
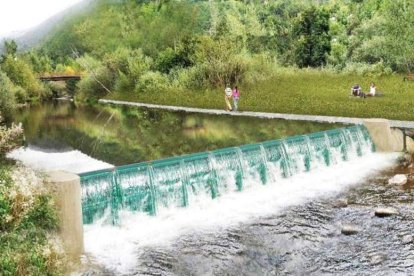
9,101 -> 414,275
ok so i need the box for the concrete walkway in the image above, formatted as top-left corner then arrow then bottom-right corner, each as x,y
99,99 -> 414,129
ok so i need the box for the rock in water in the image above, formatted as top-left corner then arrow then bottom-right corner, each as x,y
402,235 -> 413,245
374,208 -> 398,217
370,254 -> 387,265
388,174 -> 407,185
341,225 -> 359,235
333,198 -> 348,208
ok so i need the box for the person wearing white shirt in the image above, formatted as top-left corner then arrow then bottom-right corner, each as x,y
368,82 -> 376,97
224,87 -> 233,111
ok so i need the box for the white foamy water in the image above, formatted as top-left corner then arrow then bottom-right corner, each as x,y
83,152 -> 398,274
7,147 -> 113,174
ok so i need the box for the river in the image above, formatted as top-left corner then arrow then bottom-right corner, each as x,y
9,101 -> 414,275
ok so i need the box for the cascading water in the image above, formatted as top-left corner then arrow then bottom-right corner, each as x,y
79,125 -> 374,225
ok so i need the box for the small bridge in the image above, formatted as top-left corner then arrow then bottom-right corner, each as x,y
38,75 -> 81,82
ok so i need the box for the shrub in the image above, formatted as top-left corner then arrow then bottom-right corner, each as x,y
243,52 -> 277,85
77,66 -> 115,101
114,71 -> 135,93
0,71 -> 16,116
0,164 -> 65,275
342,61 -> 393,76
135,71 -> 169,93
1,56 -> 46,102
0,114 -> 23,156
192,36 -> 248,87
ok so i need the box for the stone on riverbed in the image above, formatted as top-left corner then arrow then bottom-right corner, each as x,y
402,235 -> 413,245
374,207 -> 398,217
333,198 -> 348,208
341,225 -> 360,235
370,254 -> 387,265
388,174 -> 407,185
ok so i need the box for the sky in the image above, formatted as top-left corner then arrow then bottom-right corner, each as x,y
0,0 -> 84,37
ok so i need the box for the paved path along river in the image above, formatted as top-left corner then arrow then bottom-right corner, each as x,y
100,99 -> 414,129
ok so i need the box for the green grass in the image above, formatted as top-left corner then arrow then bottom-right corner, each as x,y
109,71 -> 414,121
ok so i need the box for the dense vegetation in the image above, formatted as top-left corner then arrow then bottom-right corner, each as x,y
0,0 -> 413,120
41,0 -> 414,86
0,29 -> 64,276
0,162 -> 65,275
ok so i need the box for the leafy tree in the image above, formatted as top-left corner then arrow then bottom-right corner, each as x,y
293,6 -> 331,67
4,40 -> 17,57
0,70 -> 16,117
155,37 -> 197,73
381,0 -> 414,72
1,56 -> 45,101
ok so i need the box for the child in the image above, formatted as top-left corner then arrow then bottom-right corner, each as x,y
232,86 -> 240,111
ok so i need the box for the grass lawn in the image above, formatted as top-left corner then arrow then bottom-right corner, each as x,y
108,71 -> 414,121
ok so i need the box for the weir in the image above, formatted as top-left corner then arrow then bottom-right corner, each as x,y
79,125 -> 374,225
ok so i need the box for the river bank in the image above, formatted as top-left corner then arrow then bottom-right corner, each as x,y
108,72 -> 414,121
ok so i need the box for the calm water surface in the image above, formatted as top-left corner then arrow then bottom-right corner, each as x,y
12,101 -> 342,166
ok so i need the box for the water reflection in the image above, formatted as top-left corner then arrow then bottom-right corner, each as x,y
13,101 -> 343,166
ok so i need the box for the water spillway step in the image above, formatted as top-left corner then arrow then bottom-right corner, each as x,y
79,125 -> 374,225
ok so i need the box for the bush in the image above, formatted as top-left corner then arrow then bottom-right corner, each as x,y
135,71 -> 169,93
1,56 -> 47,102
342,61 -> 393,76
192,36 -> 248,87
114,71 -> 134,93
0,71 -> 16,116
243,52 -> 277,85
0,164 -> 65,275
77,66 -> 115,101
0,113 -> 23,156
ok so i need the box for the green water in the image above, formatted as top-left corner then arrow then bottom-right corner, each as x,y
12,101 -> 343,166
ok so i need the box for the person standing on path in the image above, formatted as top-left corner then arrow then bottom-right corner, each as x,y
224,86 -> 233,111
232,86 -> 240,111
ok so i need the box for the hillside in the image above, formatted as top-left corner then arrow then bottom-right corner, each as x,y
1,0 -> 413,121
0,0 -> 95,53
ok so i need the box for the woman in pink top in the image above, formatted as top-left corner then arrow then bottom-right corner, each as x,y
232,86 -> 240,111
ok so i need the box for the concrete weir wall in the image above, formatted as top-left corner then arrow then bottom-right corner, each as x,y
46,171 -> 84,261
363,119 -> 414,152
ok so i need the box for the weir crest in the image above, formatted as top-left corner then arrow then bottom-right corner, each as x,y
79,125 -> 374,225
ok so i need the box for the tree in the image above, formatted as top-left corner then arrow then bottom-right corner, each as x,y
0,70 -> 16,117
1,56 -> 45,101
381,0 -> 414,72
293,6 -> 331,68
4,40 -> 17,57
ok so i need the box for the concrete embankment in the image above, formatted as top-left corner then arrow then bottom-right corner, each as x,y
99,99 -> 414,129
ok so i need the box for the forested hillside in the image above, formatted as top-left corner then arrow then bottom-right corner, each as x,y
38,0 -> 414,98
1,0 -> 414,110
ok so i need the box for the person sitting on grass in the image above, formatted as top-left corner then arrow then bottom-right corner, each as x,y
351,84 -> 365,98
367,82 -> 376,97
